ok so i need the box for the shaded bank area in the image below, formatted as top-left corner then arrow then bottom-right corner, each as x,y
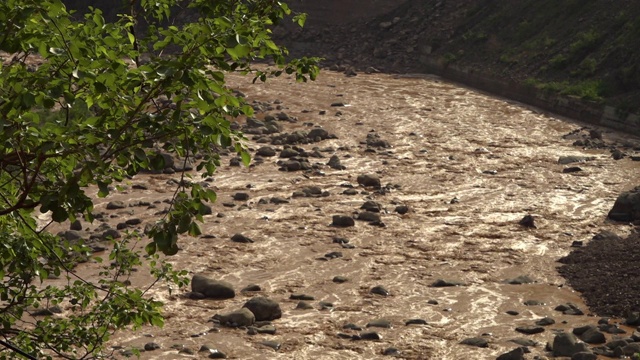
276,0 -> 640,135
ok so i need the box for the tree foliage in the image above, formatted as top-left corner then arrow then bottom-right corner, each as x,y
0,0 -> 318,358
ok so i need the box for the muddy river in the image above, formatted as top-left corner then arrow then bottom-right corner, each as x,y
46,70 -> 639,359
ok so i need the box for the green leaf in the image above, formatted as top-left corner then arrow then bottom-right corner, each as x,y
144,242 -> 157,256
240,150 -> 251,166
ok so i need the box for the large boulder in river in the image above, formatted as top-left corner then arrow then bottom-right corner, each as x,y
191,274 -> 235,299
608,186 -> 640,222
243,297 -> 282,321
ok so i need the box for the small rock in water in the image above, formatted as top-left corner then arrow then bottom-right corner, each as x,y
395,205 -> 409,214
144,342 -> 160,351
357,174 -> 381,189
295,301 -> 314,310
519,215 -> 536,228
212,308 -> 255,327
405,319 -> 428,326
232,192 -> 249,201
563,166 -> 583,173
515,326 -> 545,335
505,275 -> 535,284
191,274 -> 235,299
260,341 -> 281,351
430,279 -> 465,287
243,296 -> 282,321
496,347 -> 527,360
535,317 -> 556,326
358,331 -> 382,340
230,233 -> 254,243
460,337 -> 488,348
382,347 -> 400,356
370,285 -> 390,296
241,284 -> 261,292
290,294 -> 315,301
333,276 -> 348,283
523,299 -> 545,306
506,310 -> 519,316
331,215 -> 355,227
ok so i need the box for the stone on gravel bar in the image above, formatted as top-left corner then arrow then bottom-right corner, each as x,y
191,274 -> 235,299
243,297 -> 282,321
230,233 -> 254,243
460,337 -> 488,348
332,215 -> 355,227
357,174 -> 381,189
213,308 -> 255,327
430,279 -> 465,287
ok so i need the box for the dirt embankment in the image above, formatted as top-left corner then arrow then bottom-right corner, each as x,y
276,0 -> 640,131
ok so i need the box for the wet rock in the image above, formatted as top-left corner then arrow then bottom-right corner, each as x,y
308,128 -> 330,140
256,146 -> 277,157
535,317 -> 556,326
365,133 -> 391,148
279,147 -> 299,158
370,285 -> 390,296
191,274 -> 235,299
357,174 -> 381,189
324,251 -> 343,259
269,197 -> 289,204
552,332 -> 590,357
343,323 -> 363,331
505,275 -> 535,284
144,342 -> 160,351
571,351 -> 597,360
290,294 -> 315,300
70,220 -> 82,231
125,218 -> 142,226
366,319 -> 392,329
302,186 -> 323,197
382,347 -> 400,356
563,166 -> 583,173
333,276 -> 348,283
213,308 -> 255,327
101,228 -> 121,240
506,310 -> 519,316
405,319 -> 428,326
243,297 -> 282,321
615,343 -> 640,357
231,233 -> 254,243
106,201 -> 126,210
519,214 -> 536,228
460,337 -> 488,348
358,331 -> 382,340
395,205 -> 409,214
331,102 -> 346,107
327,155 -> 346,170
295,301 -> 314,310
515,326 -> 544,334
241,284 -> 261,292
576,326 -> 605,344
430,279 -> 465,287
555,303 -> 584,315
496,347 -> 526,360
260,340 -> 281,351
58,230 -> 83,241
332,215 -> 355,227
361,200 -> 382,212
608,186 -> 640,222
357,211 -> 381,223
232,192 -> 249,201
207,350 -> 227,359
32,305 -> 63,316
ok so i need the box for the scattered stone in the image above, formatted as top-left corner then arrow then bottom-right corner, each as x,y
58,230 -> 83,241
279,147 -> 299,158
460,337 -> 488,348
395,205 -> 409,214
101,228 -> 121,240
333,276 -> 348,283
554,303 -> 584,315
324,251 -> 343,259
535,317 -> 555,326
31,305 -> 63,316
519,215 -> 536,228
576,326 -> 605,344
241,284 -> 261,292
370,285 -> 390,296
510,338 -> 537,347
269,197 -> 289,204
106,201 -> 126,210
515,326 -> 545,335
357,174 -> 381,189
213,308 -> 255,327
332,215 -> 355,227
70,220 -> 82,231
331,102 -> 346,107
144,342 -> 160,351
430,279 -> 465,287
207,349 -> 227,359
361,200 -> 382,212
232,192 -> 249,201
256,146 -> 277,157
290,294 -> 315,301
496,347 -> 526,360
552,332 -> 590,357
243,297 -> 282,321
191,274 -> 235,299
260,341 -> 281,351
358,331 -> 382,340
327,155 -> 346,170
571,351 -> 597,360
506,310 -> 519,316
295,301 -> 314,310
563,166 -> 583,173
405,319 -> 427,326
608,186 -> 640,222
357,211 -> 381,223
382,347 -> 400,356
230,233 -> 255,243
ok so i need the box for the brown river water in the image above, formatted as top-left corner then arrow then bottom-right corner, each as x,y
41,70 -> 639,359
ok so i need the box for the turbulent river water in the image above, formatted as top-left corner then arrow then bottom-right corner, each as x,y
45,70 -> 639,359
